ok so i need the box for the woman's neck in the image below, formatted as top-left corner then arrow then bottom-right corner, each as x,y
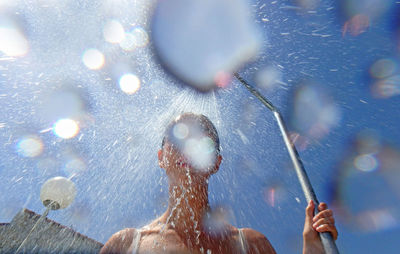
161,179 -> 210,233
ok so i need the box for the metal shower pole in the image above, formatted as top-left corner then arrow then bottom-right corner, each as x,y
234,73 -> 339,254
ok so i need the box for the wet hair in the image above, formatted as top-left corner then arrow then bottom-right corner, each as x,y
162,113 -> 220,154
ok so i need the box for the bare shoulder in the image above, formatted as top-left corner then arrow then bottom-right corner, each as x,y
100,228 -> 137,254
241,228 -> 276,254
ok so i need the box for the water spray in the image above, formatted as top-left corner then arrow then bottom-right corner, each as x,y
234,73 -> 339,254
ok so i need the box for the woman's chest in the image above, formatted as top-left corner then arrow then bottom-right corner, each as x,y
136,232 -> 245,254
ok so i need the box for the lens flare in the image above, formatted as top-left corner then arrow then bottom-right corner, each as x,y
119,73 -> 141,94
82,48 -> 105,70
103,20 -> 125,44
17,136 -> 44,158
53,119 -> 79,139
263,182 -> 288,208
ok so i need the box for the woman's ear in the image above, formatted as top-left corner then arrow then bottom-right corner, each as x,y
209,154 -> 222,175
158,149 -> 165,169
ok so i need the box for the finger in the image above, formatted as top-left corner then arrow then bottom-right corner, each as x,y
318,202 -> 328,212
312,209 -> 333,223
305,200 -> 315,225
312,217 -> 335,229
315,224 -> 338,240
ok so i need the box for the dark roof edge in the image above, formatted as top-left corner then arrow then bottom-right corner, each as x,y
21,208 -> 104,246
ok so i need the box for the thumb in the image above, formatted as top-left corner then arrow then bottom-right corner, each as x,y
305,200 -> 315,226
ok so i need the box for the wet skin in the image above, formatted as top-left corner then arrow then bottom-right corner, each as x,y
101,142 -> 337,254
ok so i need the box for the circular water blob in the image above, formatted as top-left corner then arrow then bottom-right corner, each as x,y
173,123 -> 189,140
151,0 -> 261,91
370,58 -> 398,79
103,20 -> 125,44
183,137 -> 216,171
332,132 -> 400,233
53,119 -> 79,139
119,27 -> 149,51
290,82 -> 341,141
353,154 -> 378,172
255,65 -> 282,91
119,73 -> 141,94
0,16 -> 29,57
371,75 -> 400,98
63,157 -> 86,177
340,0 -> 392,20
203,206 -> 232,237
16,135 -> 44,158
82,48 -> 105,70
42,89 -> 86,122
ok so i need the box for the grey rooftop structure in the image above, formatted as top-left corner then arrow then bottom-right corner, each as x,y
0,209 -> 103,253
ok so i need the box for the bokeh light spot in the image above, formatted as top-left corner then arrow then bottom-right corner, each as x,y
119,73 -> 140,94
82,48 -> 105,70
64,157 -> 86,177
131,27 -> 149,48
354,154 -> 378,172
371,75 -> 400,98
342,14 -> 370,37
370,59 -> 397,79
184,137 -> 216,171
173,123 -> 189,139
119,27 -> 149,51
103,20 -> 125,44
17,136 -> 44,158
53,119 -> 79,139
255,65 -> 282,91
119,33 -> 136,51
290,83 -> 341,141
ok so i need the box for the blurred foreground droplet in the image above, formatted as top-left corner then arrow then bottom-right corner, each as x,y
255,65 -> 282,91
290,82 -> 341,142
340,0 -> 393,37
0,15 -> 29,56
64,157 -> 86,177
16,135 -> 44,158
370,58 -> 400,98
119,27 -> 149,51
152,0 -> 261,91
103,19 -> 125,44
82,48 -> 105,70
53,119 -> 79,139
203,206 -> 232,237
332,131 -> 400,232
165,114 -> 219,172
